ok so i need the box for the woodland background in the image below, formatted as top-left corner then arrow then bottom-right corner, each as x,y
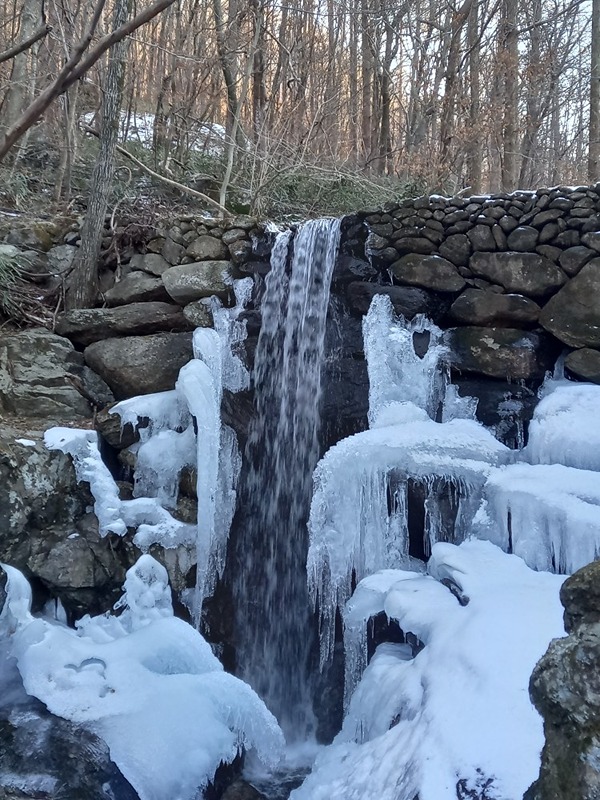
0,0 -> 598,218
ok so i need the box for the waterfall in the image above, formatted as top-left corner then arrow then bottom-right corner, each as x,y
233,218 -> 341,739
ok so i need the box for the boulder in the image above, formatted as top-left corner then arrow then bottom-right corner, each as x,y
0,329 -> 95,418
390,254 -> 465,292
581,231 -> 600,253
392,237 -> 436,256
564,348 -> 600,384
447,327 -> 557,380
186,234 -> 229,260
438,233 -> 472,266
558,246 -> 596,277
56,302 -> 192,346
104,271 -> 169,306
46,244 -> 77,275
183,299 -> 214,327
539,259 -> 600,347
129,252 -> 171,276
84,332 -> 193,399
0,425 -> 136,618
162,261 -> 232,304
469,252 -> 567,296
467,225 -> 496,251
449,288 -> 540,327
506,225 -> 539,250
346,281 -> 451,321
332,255 -> 378,283
525,562 -> 600,800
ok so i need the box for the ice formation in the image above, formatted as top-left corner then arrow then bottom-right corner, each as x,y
45,279 -> 251,618
307,295 -> 511,666
294,541 -> 565,800
2,557 -> 284,800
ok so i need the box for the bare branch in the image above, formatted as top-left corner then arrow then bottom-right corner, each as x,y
0,23 -> 52,64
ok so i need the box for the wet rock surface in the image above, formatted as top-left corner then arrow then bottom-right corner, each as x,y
526,562 -> 600,800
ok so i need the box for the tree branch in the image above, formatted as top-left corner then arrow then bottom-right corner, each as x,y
83,125 -> 231,216
0,0 -> 178,163
0,23 -> 52,65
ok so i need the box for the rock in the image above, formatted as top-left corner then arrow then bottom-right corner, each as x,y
186,234 -> 229,260
5,221 -> 61,251
539,259 -> 600,347
581,231 -> 600,253
0,329 -> 92,418
221,779 -> 267,799
525,562 -> 600,800
161,237 -> 186,265
84,332 -> 193,399
393,236 -> 436,256
46,244 -> 77,275
346,281 -> 451,322
228,239 -> 253,265
390,254 -> 466,292
56,302 -> 192,346
451,377 -> 538,449
162,261 -> 232,304
222,228 -> 247,245
129,252 -> 171,276
104,271 -> 169,306
447,327 -> 557,380
0,425 -> 137,618
506,225 -> 539,250
467,225 -> 496,251
561,560 -> 600,632
449,288 -> 540,327
332,255 -> 378,283
558,246 -> 596,277
564,348 -> 600,384
469,252 -> 567,296
95,403 -> 140,449
183,299 -> 214,327
438,233 -> 472,266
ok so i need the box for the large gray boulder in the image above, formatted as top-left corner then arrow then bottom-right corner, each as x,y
564,348 -> 600,384
104,271 -> 169,306
449,288 -> 540,327
390,254 -> 465,292
186,234 -> 229,261
525,562 -> 600,800
469,252 -> 567,296
539,259 -> 600,347
162,261 -> 232,304
0,329 -> 98,418
84,332 -> 193,399
447,326 -> 556,380
56,302 -> 192,346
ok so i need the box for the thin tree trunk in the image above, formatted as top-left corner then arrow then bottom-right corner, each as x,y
466,0 -> 481,192
66,0 -> 131,309
589,0 -> 600,181
501,0 -> 519,191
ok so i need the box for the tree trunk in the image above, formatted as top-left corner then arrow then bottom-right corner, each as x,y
590,0 -> 600,181
66,0 -> 131,310
466,0 -> 482,192
2,0 -> 43,129
500,0 -> 519,191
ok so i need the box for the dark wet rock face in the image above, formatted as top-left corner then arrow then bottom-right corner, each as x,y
525,562 -> 600,800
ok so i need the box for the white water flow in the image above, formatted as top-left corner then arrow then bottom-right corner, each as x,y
234,218 -> 341,739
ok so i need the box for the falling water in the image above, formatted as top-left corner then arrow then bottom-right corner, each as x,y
233,218 -> 341,739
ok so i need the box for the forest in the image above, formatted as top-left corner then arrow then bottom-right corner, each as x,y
0,0 -> 598,221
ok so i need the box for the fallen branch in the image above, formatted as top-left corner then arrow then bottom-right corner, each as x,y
0,0 -> 178,163
83,125 -> 230,216
0,23 -> 52,64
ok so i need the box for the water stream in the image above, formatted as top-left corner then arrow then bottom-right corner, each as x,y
233,218 -> 341,741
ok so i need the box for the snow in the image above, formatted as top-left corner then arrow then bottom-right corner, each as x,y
3,556 -> 284,800
14,438 -> 36,447
293,540 -> 565,800
525,382 -> 600,471
480,463 -> 600,573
